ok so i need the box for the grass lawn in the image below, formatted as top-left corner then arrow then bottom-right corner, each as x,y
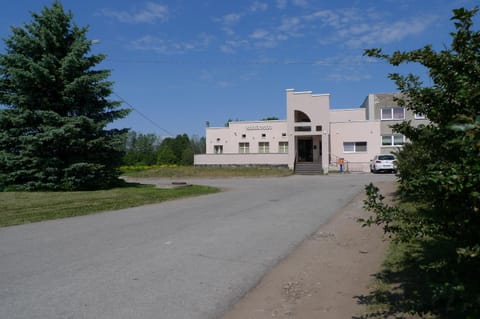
0,183 -> 218,227
358,200 -> 478,318
360,240 -> 438,319
1,166 -> 289,228
121,165 -> 293,178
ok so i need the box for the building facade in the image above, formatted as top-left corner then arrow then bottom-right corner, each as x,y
194,89 -> 427,173
360,93 -> 429,154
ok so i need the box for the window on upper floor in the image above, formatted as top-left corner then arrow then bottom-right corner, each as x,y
294,126 -> 311,132
414,113 -> 426,119
294,110 -> 311,122
381,107 -> 405,120
343,141 -> 367,153
258,142 -> 269,153
382,135 -> 405,146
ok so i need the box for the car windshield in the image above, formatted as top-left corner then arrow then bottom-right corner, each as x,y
378,155 -> 395,160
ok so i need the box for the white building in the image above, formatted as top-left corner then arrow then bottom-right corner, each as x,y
194,89 -> 427,173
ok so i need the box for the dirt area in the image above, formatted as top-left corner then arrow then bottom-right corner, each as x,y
221,181 -> 395,319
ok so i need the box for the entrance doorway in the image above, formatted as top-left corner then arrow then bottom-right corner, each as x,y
297,138 -> 313,162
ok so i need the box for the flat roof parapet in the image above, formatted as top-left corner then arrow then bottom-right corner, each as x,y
286,88 -> 329,96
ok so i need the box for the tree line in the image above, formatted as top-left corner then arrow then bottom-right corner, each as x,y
122,132 -> 205,166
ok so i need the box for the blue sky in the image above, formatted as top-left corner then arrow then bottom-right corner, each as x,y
1,0 -> 478,137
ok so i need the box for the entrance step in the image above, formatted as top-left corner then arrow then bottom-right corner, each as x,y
295,162 -> 323,175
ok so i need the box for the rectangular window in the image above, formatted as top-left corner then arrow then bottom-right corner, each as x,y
382,135 -> 405,146
343,141 -> 367,153
239,142 -> 249,153
381,108 -> 391,120
382,135 -> 392,146
294,126 -> 311,132
414,113 -> 426,119
316,125 -> 323,131
258,142 -> 269,153
356,142 -> 367,152
343,142 -> 355,153
393,135 -> 405,145
381,107 -> 405,120
278,141 -> 288,153
214,145 -> 223,154
393,108 -> 404,119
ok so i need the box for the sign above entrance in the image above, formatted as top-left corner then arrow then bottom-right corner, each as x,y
246,125 -> 273,131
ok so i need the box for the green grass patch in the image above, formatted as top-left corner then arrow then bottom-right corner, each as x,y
0,183 -> 218,227
357,240 -> 441,319
357,201 -> 480,318
120,165 -> 293,178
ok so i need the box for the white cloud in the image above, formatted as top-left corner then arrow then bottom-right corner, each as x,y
304,10 -> 341,28
343,16 -> 437,48
327,71 -> 372,82
315,56 -> 374,82
213,3 -> 437,55
100,2 -> 169,24
218,13 -> 242,25
250,1 -> 268,12
216,81 -> 232,88
215,12 -> 243,36
303,8 -> 437,48
221,27 -> 235,36
132,33 -> 212,54
220,39 -> 250,54
244,16 -> 305,49
292,0 -> 308,8
250,29 -> 270,39
249,29 -> 280,48
278,16 -> 303,34
198,70 -> 234,89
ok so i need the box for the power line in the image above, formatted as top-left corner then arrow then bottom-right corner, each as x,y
108,59 -> 382,65
112,91 -> 174,137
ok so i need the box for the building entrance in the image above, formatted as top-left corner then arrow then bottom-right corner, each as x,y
297,138 -> 313,162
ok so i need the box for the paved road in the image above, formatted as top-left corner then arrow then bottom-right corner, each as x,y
0,174 -> 395,319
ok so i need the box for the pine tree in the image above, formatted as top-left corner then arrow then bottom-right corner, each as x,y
0,1 -> 130,190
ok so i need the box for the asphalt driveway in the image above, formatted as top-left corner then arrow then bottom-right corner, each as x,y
0,173 -> 395,319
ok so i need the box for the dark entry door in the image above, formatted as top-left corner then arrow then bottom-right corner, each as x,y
297,139 -> 313,162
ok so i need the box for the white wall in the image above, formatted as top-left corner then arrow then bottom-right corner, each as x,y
205,120 -> 288,154
194,153 -> 289,166
197,89 -> 391,173
286,89 -> 330,171
330,121 -> 381,172
197,120 -> 291,167
330,109 -> 365,122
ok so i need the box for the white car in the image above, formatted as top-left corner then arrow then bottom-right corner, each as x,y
370,154 -> 397,173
